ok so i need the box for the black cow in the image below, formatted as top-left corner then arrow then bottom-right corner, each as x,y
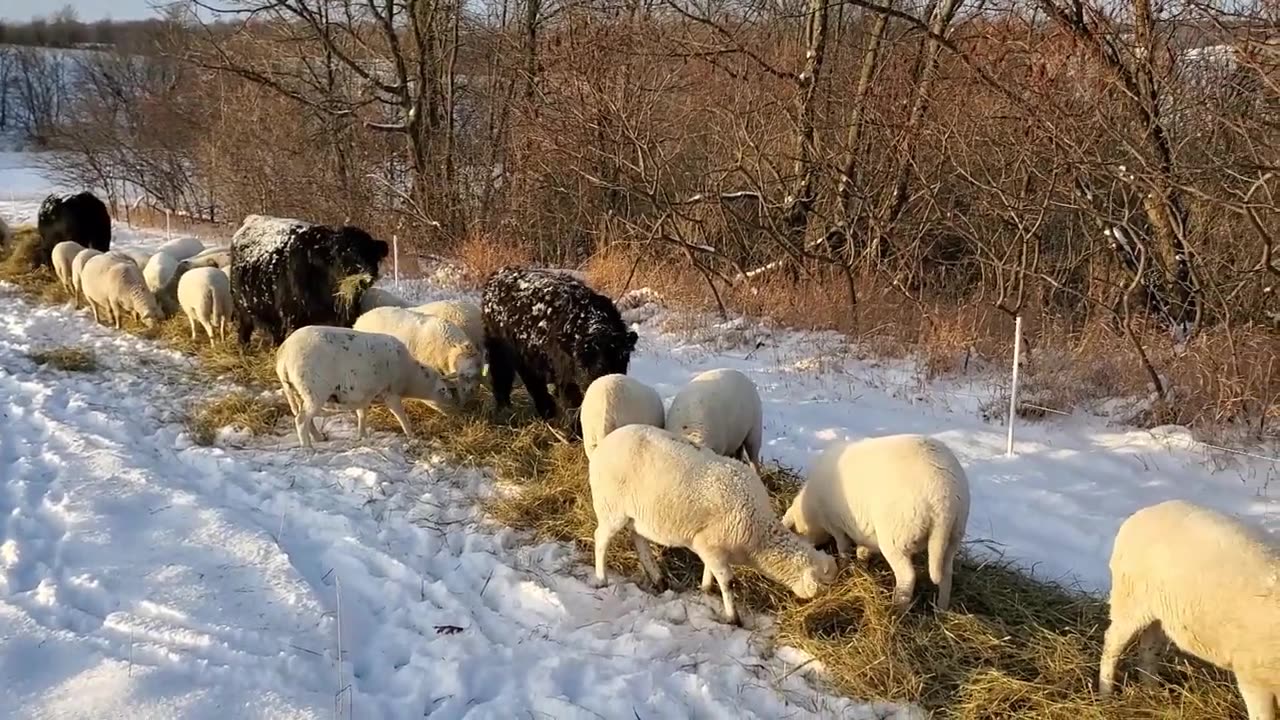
482,266 -> 638,422
36,191 -> 112,267
228,214 -> 389,346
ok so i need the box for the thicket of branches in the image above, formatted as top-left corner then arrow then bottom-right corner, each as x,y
10,1 -> 1280,436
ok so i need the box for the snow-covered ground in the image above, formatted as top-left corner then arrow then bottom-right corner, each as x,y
1,156 -> 1277,718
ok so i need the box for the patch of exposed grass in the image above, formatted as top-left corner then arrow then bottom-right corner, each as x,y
28,346 -> 98,372
186,392 -> 288,446
144,314 -> 278,388
4,256 -> 1244,719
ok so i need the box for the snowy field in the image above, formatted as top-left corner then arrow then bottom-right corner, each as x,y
1,154 -> 1277,718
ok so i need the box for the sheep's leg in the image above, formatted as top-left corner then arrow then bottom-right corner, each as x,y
700,564 -> 715,593
630,531 -> 667,593
354,408 -> 367,440
692,543 -> 739,626
742,421 -> 763,472
591,513 -> 627,587
1236,679 -> 1275,720
834,533 -> 853,560
1097,612 -> 1153,697
384,396 -> 413,438
186,314 -> 197,340
295,405 -> 318,449
1133,623 -> 1166,688
88,300 -> 101,324
881,546 -> 917,611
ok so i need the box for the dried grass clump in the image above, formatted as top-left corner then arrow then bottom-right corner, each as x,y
0,226 -> 53,289
186,392 -> 288,446
28,346 -> 98,372
454,231 -> 535,288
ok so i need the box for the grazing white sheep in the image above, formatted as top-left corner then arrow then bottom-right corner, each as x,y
411,299 -> 484,351
143,251 -> 179,294
358,286 -> 410,313
665,368 -> 764,470
275,325 -> 450,448
185,246 -> 230,269
51,240 -> 85,296
79,253 -> 163,329
353,306 -> 483,406
580,374 -> 665,459
782,434 -> 970,612
105,249 -> 143,267
153,236 -> 204,261
177,266 -> 232,346
70,247 -> 104,307
589,424 -> 836,625
1099,500 -> 1278,718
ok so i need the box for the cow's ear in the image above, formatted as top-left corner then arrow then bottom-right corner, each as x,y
626,330 -> 639,351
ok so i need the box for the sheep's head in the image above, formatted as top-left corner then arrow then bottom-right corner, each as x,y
446,348 -> 484,406
754,529 -> 837,600
406,362 -> 451,406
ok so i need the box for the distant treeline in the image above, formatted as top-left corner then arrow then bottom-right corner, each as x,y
0,7 -> 172,51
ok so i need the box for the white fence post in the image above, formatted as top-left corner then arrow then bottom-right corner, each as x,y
1006,315 -> 1023,457
392,234 -> 400,289
165,209 -> 172,240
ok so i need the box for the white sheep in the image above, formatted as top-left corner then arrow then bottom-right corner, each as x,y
1099,499 -> 1278,718
70,247 -> 104,307
782,434 -> 970,612
105,249 -> 144,267
51,240 -> 85,296
79,253 -> 164,329
411,299 -> 484,351
589,424 -> 837,625
359,286 -> 410,313
153,236 -> 204,261
275,325 -> 450,448
665,368 -> 763,471
185,246 -> 230,269
177,266 -> 232,346
579,374 -> 665,459
353,306 -> 483,406
143,251 -> 179,294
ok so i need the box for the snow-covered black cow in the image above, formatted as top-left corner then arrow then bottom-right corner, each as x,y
482,266 -> 639,422
36,191 -> 112,267
229,214 -> 389,346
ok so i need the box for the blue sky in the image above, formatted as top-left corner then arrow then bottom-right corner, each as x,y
3,0 -> 162,22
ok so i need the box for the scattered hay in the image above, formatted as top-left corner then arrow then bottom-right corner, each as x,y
0,226 -> 54,292
405,400 -> 1244,719
187,392 -> 287,446
145,314 -> 278,388
28,346 -> 98,372
4,253 -> 1246,719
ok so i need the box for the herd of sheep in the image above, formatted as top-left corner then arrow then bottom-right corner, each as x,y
18,192 -> 1280,719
